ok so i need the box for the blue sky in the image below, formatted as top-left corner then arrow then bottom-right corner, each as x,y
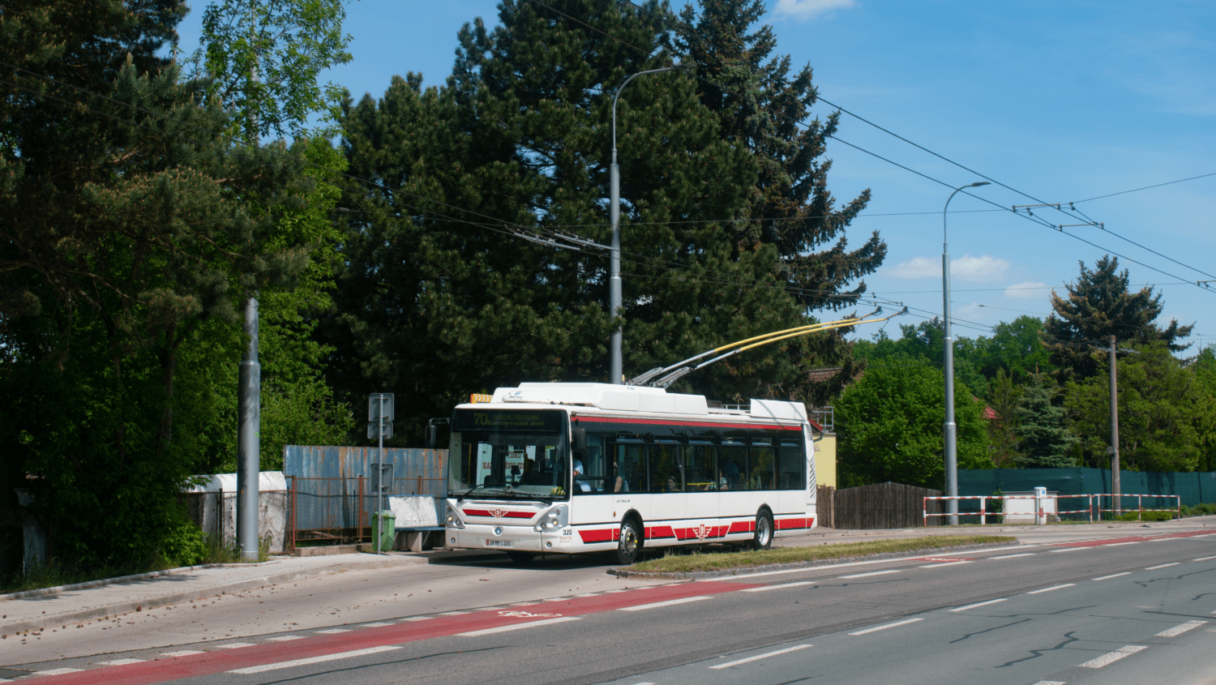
176,0 -> 1216,348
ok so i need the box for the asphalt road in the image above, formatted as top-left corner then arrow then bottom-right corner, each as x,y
5,521 -> 1215,684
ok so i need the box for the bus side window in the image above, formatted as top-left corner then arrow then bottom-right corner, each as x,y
719,438 -> 747,491
616,442 -> 645,493
751,437 -> 775,491
687,442 -> 717,491
778,437 -> 806,490
648,442 -> 682,493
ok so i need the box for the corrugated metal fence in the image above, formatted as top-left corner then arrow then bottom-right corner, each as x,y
283,446 -> 447,550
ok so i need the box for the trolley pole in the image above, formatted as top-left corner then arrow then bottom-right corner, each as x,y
1109,335 -> 1121,515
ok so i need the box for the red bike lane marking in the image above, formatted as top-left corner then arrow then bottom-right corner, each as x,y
1056,529 -> 1214,548
32,580 -> 759,685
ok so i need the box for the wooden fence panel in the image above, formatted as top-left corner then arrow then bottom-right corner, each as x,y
831,482 -> 943,529
816,485 -> 835,528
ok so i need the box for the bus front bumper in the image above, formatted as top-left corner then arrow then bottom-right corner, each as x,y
446,524 -> 578,553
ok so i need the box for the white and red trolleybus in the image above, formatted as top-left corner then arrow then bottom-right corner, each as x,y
444,382 -> 819,564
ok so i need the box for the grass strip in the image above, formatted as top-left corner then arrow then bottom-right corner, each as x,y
628,535 -> 1015,574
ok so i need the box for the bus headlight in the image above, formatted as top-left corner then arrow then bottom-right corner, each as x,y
446,504 -> 466,529
534,504 -> 569,532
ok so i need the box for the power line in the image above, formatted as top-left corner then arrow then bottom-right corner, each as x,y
1073,170 -> 1216,204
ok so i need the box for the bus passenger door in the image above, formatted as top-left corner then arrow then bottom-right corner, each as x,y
684,442 -> 718,526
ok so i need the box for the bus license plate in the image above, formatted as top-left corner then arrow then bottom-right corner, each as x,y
485,539 -> 513,548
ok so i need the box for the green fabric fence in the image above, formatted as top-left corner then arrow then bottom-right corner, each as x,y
959,468 -> 1216,507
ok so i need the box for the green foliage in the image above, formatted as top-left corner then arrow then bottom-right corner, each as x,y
835,354 -> 992,489
1112,510 -> 1174,522
191,0 -> 354,141
1014,373 -> 1077,468
1044,255 -> 1193,383
159,512 -> 208,567
1181,503 -> 1216,517
323,0 -> 878,441
1064,343 -> 1209,472
986,370 -> 1023,467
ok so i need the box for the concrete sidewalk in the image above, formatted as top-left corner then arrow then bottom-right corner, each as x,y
0,553 -> 426,635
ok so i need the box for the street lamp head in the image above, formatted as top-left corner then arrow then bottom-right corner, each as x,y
969,181 -> 991,188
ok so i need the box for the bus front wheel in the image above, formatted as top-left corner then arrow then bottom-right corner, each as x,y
752,511 -> 774,551
615,519 -> 642,565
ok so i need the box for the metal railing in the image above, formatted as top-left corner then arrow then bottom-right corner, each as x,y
922,494 -> 1181,526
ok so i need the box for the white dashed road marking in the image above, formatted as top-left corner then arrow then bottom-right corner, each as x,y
360,622 -> 394,628
1027,584 -> 1074,595
848,617 -> 923,636
457,616 -> 580,637
32,669 -> 83,676
1093,572 -> 1131,581
1050,548 -> 1082,553
161,651 -> 204,657
990,553 -> 1036,560
1078,645 -> 1146,669
314,629 -> 350,635
230,646 -> 401,675
708,644 -> 812,670
215,642 -> 257,649
949,598 -> 1007,612
1146,563 -> 1179,570
620,596 -> 713,611
919,561 -> 971,568
743,581 -> 816,593
265,636 -> 306,641
1194,555 -> 1216,562
1032,681 -> 1065,684
99,659 -> 145,666
1156,620 -> 1207,637
838,570 -> 900,579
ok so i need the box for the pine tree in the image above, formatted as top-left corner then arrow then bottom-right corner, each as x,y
1014,375 -> 1077,468
1043,255 -> 1193,383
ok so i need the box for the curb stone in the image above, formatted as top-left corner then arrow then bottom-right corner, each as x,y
1,555 -> 424,636
607,541 -> 1020,580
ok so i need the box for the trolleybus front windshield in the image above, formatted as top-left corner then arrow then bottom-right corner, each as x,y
448,409 -> 568,500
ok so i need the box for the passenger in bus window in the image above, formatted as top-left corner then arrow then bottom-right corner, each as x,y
573,453 -> 591,493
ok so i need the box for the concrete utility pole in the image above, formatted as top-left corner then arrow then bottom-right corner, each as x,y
609,64 -> 685,384
942,181 -> 989,525
1109,334 -> 1121,515
237,296 -> 261,561
237,59 -> 262,562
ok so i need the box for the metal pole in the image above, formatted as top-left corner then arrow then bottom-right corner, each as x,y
237,295 -> 261,561
377,396 -> 384,554
1110,335 -> 1121,515
609,65 -> 681,385
941,182 -> 987,525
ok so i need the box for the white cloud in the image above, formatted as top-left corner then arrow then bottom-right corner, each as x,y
773,0 -> 858,21
1005,282 -> 1050,300
888,254 -> 1010,282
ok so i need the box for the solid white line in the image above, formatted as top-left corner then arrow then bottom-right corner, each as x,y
1027,584 -> 1075,595
990,553 -> 1036,560
949,598 -> 1007,613
265,636 -> 305,642
1156,620 -> 1207,637
457,616 -> 580,637
314,629 -> 350,634
161,651 -> 205,657
99,659 -> 145,666
918,561 -> 971,568
1193,555 -> 1216,562
708,644 -> 812,670
620,596 -> 713,611
32,669 -> 83,676
1100,541 -> 1140,547
439,611 -> 470,616
216,642 -> 257,648
1050,547 -> 1083,553
839,569 -> 900,579
1093,572 -> 1131,581
848,617 -> 923,636
230,646 -> 401,675
360,622 -> 393,628
401,616 -> 431,622
1146,563 -> 1179,570
1078,645 -> 1146,669
743,581 -> 816,593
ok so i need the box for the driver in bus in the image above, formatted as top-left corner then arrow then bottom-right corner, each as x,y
573,452 -> 591,492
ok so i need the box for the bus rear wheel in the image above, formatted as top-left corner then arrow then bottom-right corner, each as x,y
751,511 -> 774,551
614,519 -> 642,565
506,551 -> 535,564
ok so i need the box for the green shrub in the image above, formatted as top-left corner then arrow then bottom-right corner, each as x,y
159,515 -> 208,567
1181,503 -> 1216,517
1112,510 -> 1174,522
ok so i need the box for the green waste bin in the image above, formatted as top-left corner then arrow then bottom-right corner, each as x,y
373,510 -> 396,551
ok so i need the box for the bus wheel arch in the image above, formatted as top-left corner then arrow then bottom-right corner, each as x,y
615,512 -> 644,565
752,507 -> 774,551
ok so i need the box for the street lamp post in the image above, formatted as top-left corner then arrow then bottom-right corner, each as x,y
943,181 -> 989,525
609,64 -> 684,384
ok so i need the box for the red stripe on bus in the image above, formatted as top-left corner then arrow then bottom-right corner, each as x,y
579,529 -> 614,543
776,517 -> 812,530
570,416 -> 802,431
462,509 -> 492,517
728,520 -> 755,534
503,511 -> 534,519
645,525 -> 676,540
460,509 -> 534,519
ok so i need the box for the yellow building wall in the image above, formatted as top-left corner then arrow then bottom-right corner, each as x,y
814,433 -> 837,488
